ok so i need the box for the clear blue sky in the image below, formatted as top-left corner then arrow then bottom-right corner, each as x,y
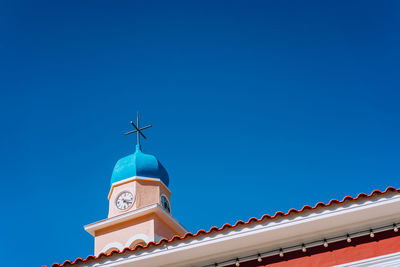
1,1 -> 399,266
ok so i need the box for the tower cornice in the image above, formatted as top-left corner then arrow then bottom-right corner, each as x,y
84,203 -> 187,237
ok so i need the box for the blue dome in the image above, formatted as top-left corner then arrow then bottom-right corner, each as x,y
111,145 -> 169,186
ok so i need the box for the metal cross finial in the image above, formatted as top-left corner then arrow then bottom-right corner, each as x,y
124,112 -> 152,146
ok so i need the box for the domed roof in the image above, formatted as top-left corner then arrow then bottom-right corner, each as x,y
111,145 -> 169,186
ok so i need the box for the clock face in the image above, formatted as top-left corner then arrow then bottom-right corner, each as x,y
115,191 -> 134,210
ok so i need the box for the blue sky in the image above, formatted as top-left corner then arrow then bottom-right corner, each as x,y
1,1 -> 399,266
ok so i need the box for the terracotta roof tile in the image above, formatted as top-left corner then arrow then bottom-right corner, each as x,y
49,186 -> 400,267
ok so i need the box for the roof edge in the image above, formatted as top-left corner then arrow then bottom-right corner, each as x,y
50,186 -> 400,267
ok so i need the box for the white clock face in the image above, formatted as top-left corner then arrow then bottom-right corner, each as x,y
115,191 -> 134,210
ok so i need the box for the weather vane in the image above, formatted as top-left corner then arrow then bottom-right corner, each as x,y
124,112 -> 152,146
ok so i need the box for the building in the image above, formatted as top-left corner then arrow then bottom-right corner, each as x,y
48,120 -> 400,267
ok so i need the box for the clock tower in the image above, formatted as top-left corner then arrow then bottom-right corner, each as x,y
84,115 -> 187,255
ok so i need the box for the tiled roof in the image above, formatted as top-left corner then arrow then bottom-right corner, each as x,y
49,186 -> 400,267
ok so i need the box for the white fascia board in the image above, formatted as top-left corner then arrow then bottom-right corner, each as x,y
79,192 -> 400,267
84,204 -> 187,236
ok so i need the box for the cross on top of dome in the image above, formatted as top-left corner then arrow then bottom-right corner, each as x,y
124,112 -> 152,146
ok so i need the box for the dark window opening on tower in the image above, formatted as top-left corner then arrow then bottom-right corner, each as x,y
161,195 -> 170,213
